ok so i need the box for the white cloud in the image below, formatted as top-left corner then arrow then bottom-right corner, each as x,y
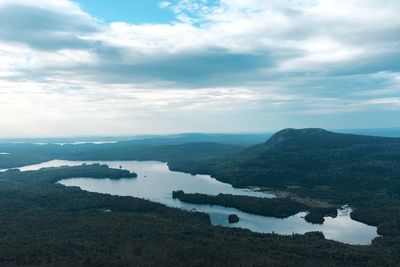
2,0 -> 399,79
0,0 -> 399,136
159,1 -> 172,9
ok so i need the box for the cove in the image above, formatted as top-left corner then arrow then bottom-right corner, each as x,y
18,159 -> 378,245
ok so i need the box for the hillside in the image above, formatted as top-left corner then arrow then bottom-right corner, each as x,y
260,128 -> 400,151
169,128 -> 400,187
167,129 -> 400,236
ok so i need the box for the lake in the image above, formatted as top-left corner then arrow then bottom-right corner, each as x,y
18,159 -> 378,245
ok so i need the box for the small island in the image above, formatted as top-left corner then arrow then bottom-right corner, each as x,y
304,212 -> 325,224
172,191 -> 305,218
65,164 -> 137,179
304,207 -> 338,224
228,214 -> 239,223
172,190 -> 337,222
46,164 -> 137,182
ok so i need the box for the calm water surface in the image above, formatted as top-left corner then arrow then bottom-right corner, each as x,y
18,160 -> 378,245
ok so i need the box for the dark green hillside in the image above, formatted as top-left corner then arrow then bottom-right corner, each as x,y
169,128 -> 400,188
63,142 -> 243,162
260,128 -> 400,151
167,129 -> 400,237
0,143 -> 61,169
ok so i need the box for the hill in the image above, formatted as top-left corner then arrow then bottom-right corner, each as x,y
260,128 -> 400,151
169,128 -> 400,188
167,128 -> 400,237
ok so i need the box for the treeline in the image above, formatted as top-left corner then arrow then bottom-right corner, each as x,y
0,141 -> 243,169
3,163 -> 137,183
172,191 -> 337,223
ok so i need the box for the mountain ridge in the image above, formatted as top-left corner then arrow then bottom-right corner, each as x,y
261,128 -> 400,152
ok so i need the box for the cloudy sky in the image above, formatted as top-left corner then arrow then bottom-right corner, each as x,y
0,0 -> 399,137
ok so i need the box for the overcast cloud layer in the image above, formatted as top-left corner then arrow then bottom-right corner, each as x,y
0,0 -> 399,137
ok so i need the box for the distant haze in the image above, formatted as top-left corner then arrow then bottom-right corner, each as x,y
1,128 -> 400,144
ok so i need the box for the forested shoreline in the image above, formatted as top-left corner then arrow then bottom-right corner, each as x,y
0,164 -> 399,266
172,190 -> 337,224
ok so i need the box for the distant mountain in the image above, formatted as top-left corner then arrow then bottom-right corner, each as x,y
101,133 -> 271,147
61,142 -> 244,162
0,133 -> 271,146
260,128 -> 400,151
169,128 -> 400,190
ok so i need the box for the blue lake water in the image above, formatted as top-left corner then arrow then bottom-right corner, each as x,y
17,159 -> 378,245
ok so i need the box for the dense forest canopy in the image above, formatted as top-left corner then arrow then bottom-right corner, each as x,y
0,164 -> 399,266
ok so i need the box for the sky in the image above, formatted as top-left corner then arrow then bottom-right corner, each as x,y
0,0 -> 399,137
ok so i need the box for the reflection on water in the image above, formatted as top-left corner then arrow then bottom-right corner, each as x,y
20,160 -> 378,245
55,141 -> 118,145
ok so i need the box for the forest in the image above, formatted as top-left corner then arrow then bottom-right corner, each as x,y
167,129 -> 400,237
0,129 -> 400,265
0,164 -> 399,266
